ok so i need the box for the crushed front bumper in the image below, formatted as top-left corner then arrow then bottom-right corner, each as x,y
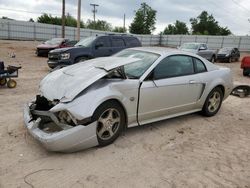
23,103 -> 98,152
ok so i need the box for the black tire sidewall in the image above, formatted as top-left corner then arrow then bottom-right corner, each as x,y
93,101 -> 126,146
0,78 -> 7,86
75,57 -> 88,63
202,87 -> 223,117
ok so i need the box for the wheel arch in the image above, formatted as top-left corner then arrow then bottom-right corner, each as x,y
215,84 -> 225,97
74,54 -> 92,62
94,98 -> 128,128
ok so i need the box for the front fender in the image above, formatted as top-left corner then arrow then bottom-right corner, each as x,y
50,86 -> 126,121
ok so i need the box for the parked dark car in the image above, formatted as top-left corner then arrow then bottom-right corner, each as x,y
216,47 -> 240,63
36,38 -> 77,57
47,35 -> 142,68
241,56 -> 250,76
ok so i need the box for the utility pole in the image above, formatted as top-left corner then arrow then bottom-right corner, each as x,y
123,14 -> 126,33
62,0 -> 65,38
90,3 -> 99,29
77,0 -> 81,40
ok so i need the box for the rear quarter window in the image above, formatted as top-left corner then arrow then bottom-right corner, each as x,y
194,58 -> 207,73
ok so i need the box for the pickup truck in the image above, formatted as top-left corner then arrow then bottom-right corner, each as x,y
179,43 -> 217,63
47,35 -> 141,68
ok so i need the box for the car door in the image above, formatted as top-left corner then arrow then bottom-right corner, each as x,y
138,55 -> 204,124
197,44 -> 209,59
111,37 -> 126,54
93,36 -> 113,57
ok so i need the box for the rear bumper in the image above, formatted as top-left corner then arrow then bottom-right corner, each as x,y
23,103 -> 98,152
36,49 -> 52,56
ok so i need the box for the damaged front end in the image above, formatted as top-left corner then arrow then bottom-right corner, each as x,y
23,95 -> 98,152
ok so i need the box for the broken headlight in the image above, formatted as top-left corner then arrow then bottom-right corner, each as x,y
58,111 -> 77,126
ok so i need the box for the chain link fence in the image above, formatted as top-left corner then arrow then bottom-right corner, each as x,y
0,18 -> 250,51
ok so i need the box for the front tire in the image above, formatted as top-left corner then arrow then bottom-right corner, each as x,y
202,87 -> 223,117
228,57 -> 232,63
7,79 -> 17,88
75,56 -> 88,63
93,101 -> 126,146
243,68 -> 249,76
210,56 -> 216,63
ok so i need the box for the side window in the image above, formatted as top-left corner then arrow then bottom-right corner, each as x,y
201,44 -> 207,50
111,38 -> 125,47
95,37 -> 111,48
154,55 -> 194,80
126,38 -> 140,47
194,58 -> 207,73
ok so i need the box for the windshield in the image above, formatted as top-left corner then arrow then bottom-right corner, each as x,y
75,37 -> 96,47
180,43 -> 199,50
219,48 -> 232,53
114,49 -> 160,79
44,38 -> 63,45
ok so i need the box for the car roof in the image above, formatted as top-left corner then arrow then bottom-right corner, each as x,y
130,46 -> 200,57
182,42 -> 206,45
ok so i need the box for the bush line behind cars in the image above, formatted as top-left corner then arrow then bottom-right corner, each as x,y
24,47 -> 234,152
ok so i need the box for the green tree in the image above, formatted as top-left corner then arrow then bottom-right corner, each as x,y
163,20 -> 189,35
28,18 -> 34,22
86,19 -> 112,31
129,2 -> 157,34
112,26 -> 127,33
37,13 -> 84,27
190,11 -> 231,35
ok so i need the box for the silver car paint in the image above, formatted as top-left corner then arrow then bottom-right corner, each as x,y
24,47 -> 233,152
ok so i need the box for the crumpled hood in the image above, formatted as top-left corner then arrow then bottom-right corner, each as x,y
39,57 -> 140,102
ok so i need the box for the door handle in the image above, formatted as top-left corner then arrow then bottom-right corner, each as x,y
189,80 -> 197,84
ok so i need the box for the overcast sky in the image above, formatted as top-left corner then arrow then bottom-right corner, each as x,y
0,0 -> 250,35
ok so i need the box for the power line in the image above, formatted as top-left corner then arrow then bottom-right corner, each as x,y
206,0 -> 249,27
231,0 -> 250,14
0,7 -> 61,16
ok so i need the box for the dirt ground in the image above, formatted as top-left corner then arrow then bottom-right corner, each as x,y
0,40 -> 249,188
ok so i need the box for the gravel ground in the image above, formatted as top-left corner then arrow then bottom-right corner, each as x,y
0,40 -> 249,188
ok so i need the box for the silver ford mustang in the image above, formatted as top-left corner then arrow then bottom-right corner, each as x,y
24,47 -> 233,152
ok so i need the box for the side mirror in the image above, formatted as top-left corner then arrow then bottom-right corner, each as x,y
199,46 -> 206,51
95,43 -> 104,49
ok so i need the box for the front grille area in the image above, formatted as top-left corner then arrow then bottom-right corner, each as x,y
48,53 -> 60,61
217,54 -> 226,58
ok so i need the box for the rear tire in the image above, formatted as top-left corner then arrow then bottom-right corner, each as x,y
93,101 -> 126,146
243,69 -> 249,76
0,78 -> 7,86
202,87 -> 223,117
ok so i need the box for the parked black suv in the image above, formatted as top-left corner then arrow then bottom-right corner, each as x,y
47,35 -> 141,68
